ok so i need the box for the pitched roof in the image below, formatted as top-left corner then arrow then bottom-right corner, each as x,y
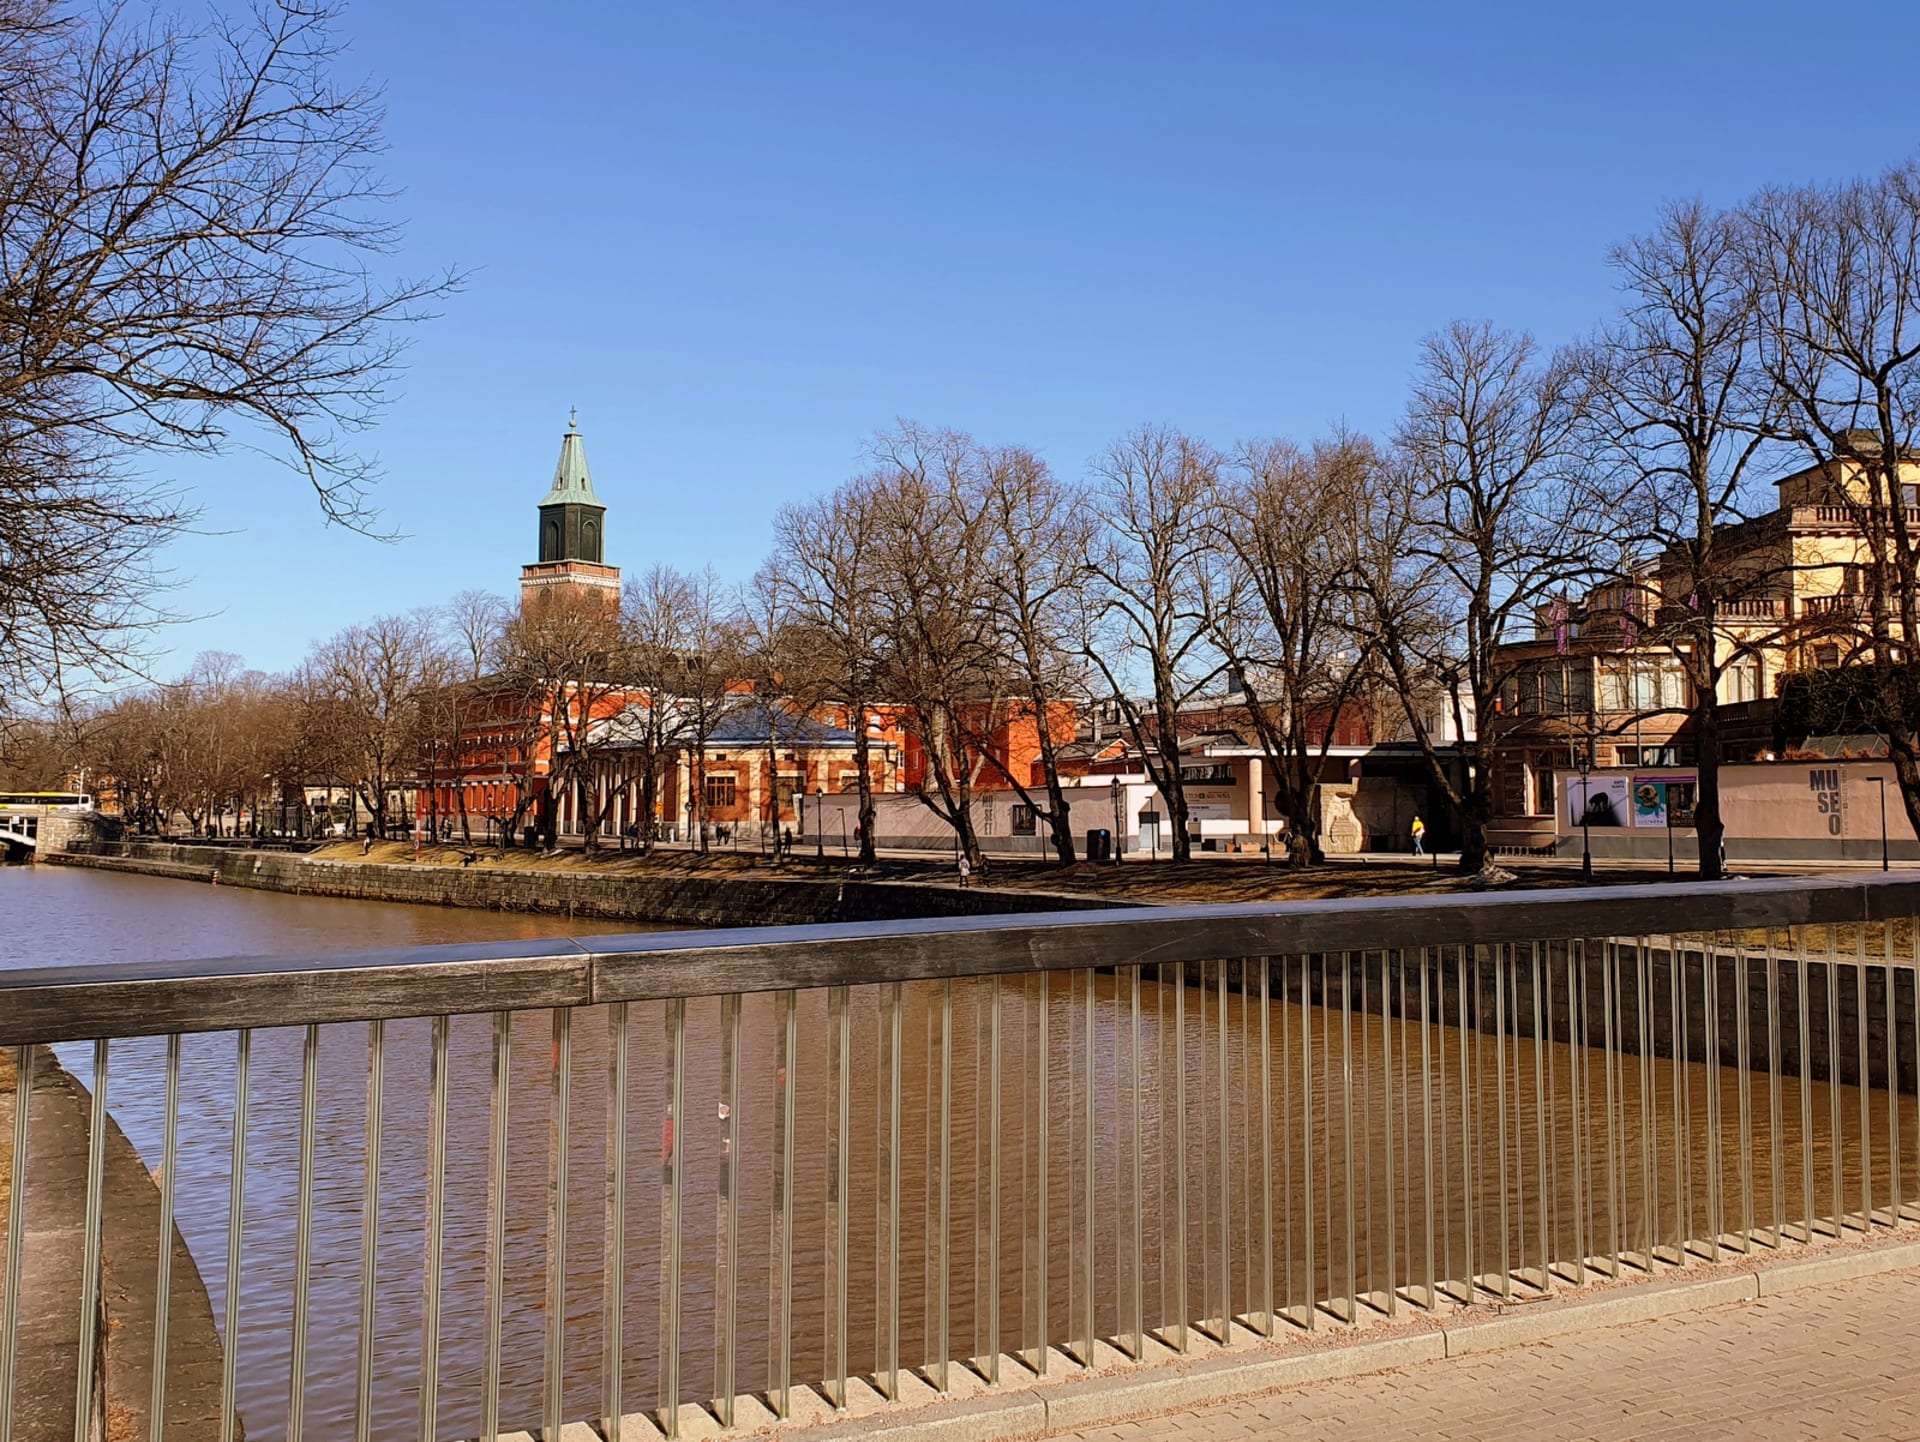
539,409 -> 603,507
580,701 -> 859,753
705,705 -> 857,746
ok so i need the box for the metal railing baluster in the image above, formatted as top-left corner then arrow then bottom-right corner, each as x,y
288,1024 -> 318,1442
881,982 -> 901,1401
1082,967 -> 1097,1360
72,1039 -> 108,1442
420,1014 -> 449,1442
1382,950 -> 1397,1318
987,976 -> 1002,1385
1257,958 -> 1274,1336
481,1012 -> 511,1442
0,1044 -> 33,1442
1130,965 -> 1146,1358
219,1030 -> 250,1442
934,977 -> 951,1392
1494,944 -> 1510,1302
1704,936 -> 1724,1258
604,1001 -> 629,1438
1887,925 -> 1902,1224
1217,959 -> 1231,1339
1035,970 -> 1048,1375
540,1009 -> 569,1441
1174,960 -> 1189,1350
1766,938 -> 1784,1249
1858,927 -> 1873,1229
1736,942 -> 1754,1254
1299,955 -> 1313,1332
1799,937 -> 1815,1243
1419,949 -> 1435,1310
662,998 -> 686,1434
1828,931 -> 1843,1237
1530,942 -> 1548,1292
354,1021 -> 383,1442
769,991 -> 796,1418
1341,953 -> 1356,1323
152,1034 -> 180,1442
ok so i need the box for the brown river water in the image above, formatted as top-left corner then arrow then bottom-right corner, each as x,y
0,866 -> 1903,1441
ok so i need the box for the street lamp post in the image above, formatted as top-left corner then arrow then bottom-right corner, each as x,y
1872,774 -> 1890,871
1576,748 -> 1593,881
1109,776 -> 1124,864
815,788 -> 824,859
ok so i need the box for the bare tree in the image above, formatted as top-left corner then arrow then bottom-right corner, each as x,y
445,590 -> 509,681
303,611 -> 442,840
1382,322 -> 1592,873
771,476 -> 889,862
1745,162 -> 1920,835
1582,198 -> 1780,878
1081,424 -> 1225,862
973,444 -> 1091,865
867,425 -> 1000,869
672,567 -> 748,854
1214,432 -> 1379,865
614,567 -> 697,851
496,592 -> 626,849
0,0 -> 456,706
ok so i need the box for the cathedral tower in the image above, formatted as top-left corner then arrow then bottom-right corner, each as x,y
519,409 -> 621,618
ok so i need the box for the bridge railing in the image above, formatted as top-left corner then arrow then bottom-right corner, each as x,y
3,875 -> 1920,1442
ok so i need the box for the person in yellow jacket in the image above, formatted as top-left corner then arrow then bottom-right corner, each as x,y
1411,815 -> 1426,856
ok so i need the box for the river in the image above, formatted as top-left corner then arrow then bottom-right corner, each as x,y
0,864 -> 1894,1442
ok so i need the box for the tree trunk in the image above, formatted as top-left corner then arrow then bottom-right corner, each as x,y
1693,694 -> 1726,881
1456,764 -> 1491,874
853,720 -> 877,864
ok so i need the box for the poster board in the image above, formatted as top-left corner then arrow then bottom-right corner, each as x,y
1565,774 -> 1629,829
1632,774 -> 1697,828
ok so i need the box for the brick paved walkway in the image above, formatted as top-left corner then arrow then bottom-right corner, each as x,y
1048,1266 -> 1920,1442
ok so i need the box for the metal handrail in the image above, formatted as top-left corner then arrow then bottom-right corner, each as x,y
7,872 -> 1920,1442
4,874 -> 1918,1046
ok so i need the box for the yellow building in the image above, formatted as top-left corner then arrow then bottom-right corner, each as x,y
1486,440 -> 1914,849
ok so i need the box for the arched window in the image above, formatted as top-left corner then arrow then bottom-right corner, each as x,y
544,518 -> 560,559
583,517 -> 599,561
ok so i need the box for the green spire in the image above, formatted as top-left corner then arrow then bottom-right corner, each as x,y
539,406 -> 602,506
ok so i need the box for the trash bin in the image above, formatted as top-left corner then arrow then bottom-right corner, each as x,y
1085,828 -> 1112,863
522,825 -> 537,849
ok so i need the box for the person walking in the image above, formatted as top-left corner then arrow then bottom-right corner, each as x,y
1410,814 -> 1426,856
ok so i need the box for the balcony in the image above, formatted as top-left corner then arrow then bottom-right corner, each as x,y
1652,598 -> 1784,625
1801,594 -> 1868,619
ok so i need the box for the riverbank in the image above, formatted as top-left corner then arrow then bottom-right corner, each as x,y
0,1047 -> 229,1440
49,840 -> 1118,927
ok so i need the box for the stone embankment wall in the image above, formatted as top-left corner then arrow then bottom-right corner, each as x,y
51,841 -> 1113,928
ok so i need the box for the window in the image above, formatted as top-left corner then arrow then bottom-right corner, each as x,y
703,773 -> 737,809
1814,643 -> 1841,669
1598,657 -> 1687,713
1526,755 -> 1556,817
773,773 -> 802,812
1718,657 -> 1762,705
1619,745 -> 1683,767
1011,803 -> 1037,836
1180,763 -> 1234,784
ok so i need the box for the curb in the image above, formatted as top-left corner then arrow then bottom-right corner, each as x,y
747,1235 -> 1920,1442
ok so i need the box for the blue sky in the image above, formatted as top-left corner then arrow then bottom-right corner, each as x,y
155,0 -> 1920,676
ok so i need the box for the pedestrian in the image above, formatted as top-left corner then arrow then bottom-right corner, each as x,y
782,826 -> 793,856
957,854 -> 971,888
1410,815 -> 1426,856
